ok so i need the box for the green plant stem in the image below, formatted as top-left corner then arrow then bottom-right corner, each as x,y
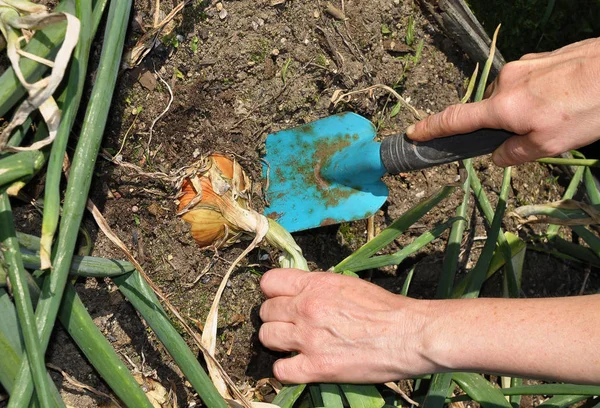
338,217 -> 461,273
463,168 -> 512,298
452,373 -> 511,408
0,194 -> 54,407
467,164 -> 519,297
0,151 -> 45,191
58,282 -> 153,407
438,166 -> 471,298
40,0 -> 94,269
91,0 -> 109,33
547,166 -> 584,238
334,185 -> 455,272
273,384 -> 307,408
536,158 -> 600,167
20,249 -> 135,277
8,1 -> 133,406
113,272 -> 227,408
584,168 -> 600,205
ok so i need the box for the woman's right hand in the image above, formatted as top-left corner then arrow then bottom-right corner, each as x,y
406,37 -> 600,167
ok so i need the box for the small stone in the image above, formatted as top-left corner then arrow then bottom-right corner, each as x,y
313,10 -> 320,18
271,48 -> 279,56
251,21 -> 259,30
216,2 -> 223,11
304,38 -> 309,45
280,38 -> 286,44
219,8 -> 228,19
131,205 -> 139,213
257,18 -> 265,26
199,28 -> 209,40
167,254 -> 174,261
176,34 -> 184,43
193,148 -> 200,158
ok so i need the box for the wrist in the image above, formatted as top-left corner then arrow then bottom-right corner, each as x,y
413,299 -> 459,375
390,297 -> 449,377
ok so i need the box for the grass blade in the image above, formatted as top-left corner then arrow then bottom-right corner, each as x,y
273,384 -> 307,408
0,327 -> 21,392
319,384 -> 344,408
584,168 -> 600,205
438,170 -> 471,298
338,217 -> 461,273
547,166 -> 584,238
8,1 -> 133,406
400,265 -> 416,296
309,385 -> 324,407
339,384 -> 385,408
0,288 -> 23,355
452,373 -> 511,408
0,194 -> 53,406
463,168 -> 512,298
423,373 -> 453,408
334,185 -> 455,271
452,232 -> 525,298
538,395 -> 589,407
501,384 -> 600,396
113,271 -> 228,408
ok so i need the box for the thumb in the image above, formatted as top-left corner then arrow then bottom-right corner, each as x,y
407,100 -> 495,142
492,134 -> 544,167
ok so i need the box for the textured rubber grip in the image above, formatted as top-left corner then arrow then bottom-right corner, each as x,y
380,129 -> 513,173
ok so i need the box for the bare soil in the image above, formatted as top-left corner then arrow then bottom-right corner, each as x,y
5,0 -> 600,407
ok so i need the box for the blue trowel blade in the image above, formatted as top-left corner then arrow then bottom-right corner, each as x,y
262,112 -> 389,232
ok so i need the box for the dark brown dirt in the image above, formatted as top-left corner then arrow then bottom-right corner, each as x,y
5,0 -> 599,407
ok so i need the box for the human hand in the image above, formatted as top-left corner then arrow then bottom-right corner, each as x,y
406,37 -> 600,167
258,269 -> 433,383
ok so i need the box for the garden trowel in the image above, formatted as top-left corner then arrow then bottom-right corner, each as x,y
262,112 -> 511,232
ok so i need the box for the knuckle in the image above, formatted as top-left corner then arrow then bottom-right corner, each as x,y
297,297 -> 322,319
435,104 -> 461,131
491,95 -> 518,124
497,60 -> 523,85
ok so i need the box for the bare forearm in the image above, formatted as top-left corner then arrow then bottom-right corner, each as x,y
421,295 -> 600,384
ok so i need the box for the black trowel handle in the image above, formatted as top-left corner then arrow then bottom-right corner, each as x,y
380,129 -> 513,173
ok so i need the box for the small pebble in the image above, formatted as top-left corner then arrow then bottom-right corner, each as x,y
219,8 -> 227,19
271,48 -> 280,56
131,205 -> 139,213
251,21 -> 259,30
216,2 -> 223,11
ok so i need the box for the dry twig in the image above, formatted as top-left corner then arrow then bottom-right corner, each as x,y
332,84 -> 422,120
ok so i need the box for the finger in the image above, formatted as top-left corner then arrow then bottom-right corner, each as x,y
520,51 -> 551,60
491,133 -> 546,167
259,322 -> 300,352
260,296 -> 294,322
272,354 -> 319,384
406,99 -> 497,142
260,268 -> 309,298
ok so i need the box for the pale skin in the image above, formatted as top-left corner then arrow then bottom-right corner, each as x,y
259,38 -> 600,384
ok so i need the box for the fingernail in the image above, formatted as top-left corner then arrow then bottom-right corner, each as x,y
491,150 -> 507,167
406,124 -> 416,136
